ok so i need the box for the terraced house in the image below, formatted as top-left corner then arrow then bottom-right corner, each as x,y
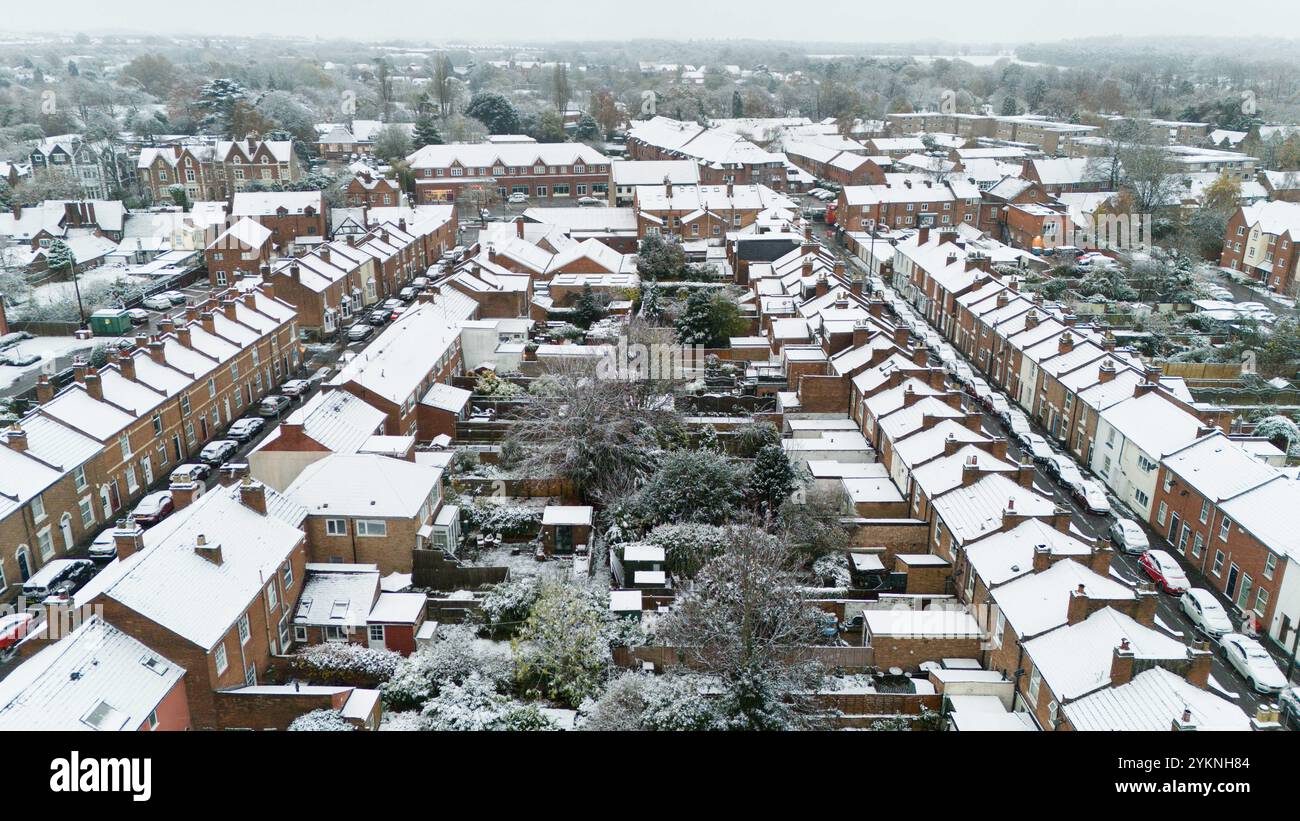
138,137 -> 303,204
0,283 -> 298,595
406,142 -> 611,204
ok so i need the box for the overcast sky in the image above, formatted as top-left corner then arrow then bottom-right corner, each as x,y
6,0 -> 1300,44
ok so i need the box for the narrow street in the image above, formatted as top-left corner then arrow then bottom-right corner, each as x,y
818,222 -> 1277,711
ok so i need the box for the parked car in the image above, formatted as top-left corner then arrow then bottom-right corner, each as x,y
88,530 -> 118,560
398,286 -> 419,302
227,417 -> 265,442
1046,453 -> 1085,489
126,308 -> 150,325
0,612 -> 36,651
950,362 -> 975,386
21,558 -> 96,601
1109,518 -> 1150,554
965,377 -> 992,404
1139,549 -> 1190,594
45,560 -> 99,599
280,379 -> 309,398
366,308 -> 391,326
1073,479 -> 1111,514
200,439 -> 239,465
258,395 -> 291,418
170,463 -> 211,483
507,192 -> 528,204
160,290 -> 188,305
347,323 -> 374,343
1281,686 -> 1300,729
1220,633 -> 1287,694
1021,433 -> 1054,464
987,394 -> 1010,416
1004,410 -> 1031,442
309,366 -> 333,385
141,294 -> 172,311
577,196 -> 604,206
1179,589 -> 1233,640
130,491 -> 174,527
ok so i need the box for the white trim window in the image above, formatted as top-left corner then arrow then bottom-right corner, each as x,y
356,520 -> 387,537
214,643 -> 228,675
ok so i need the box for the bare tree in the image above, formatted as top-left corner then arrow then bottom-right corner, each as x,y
504,354 -> 682,504
658,524 -> 829,730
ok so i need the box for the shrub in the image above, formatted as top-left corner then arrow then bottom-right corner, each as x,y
289,642 -> 404,688
287,708 -> 355,731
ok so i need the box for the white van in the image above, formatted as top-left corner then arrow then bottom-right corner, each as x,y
21,559 -> 89,601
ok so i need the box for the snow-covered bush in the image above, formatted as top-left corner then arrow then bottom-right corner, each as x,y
287,708 -> 355,732
420,673 -> 557,731
378,710 -> 429,731
462,498 -> 543,537
1253,415 -> 1300,456
289,642 -> 404,688
381,626 -> 513,711
644,522 -> 732,579
477,574 -> 542,634
581,673 -> 723,731
513,581 -> 613,708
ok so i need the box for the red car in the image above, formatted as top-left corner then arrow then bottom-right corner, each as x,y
1138,549 -> 1190,594
0,613 -> 36,651
130,491 -> 174,527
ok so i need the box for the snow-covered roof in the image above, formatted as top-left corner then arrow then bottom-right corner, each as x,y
1065,666 -> 1249,731
296,564 -> 380,628
863,609 -> 982,639
542,505 -> 593,526
0,616 -> 184,731
964,518 -> 1093,589
1022,607 -> 1187,701
407,141 -> 609,170
285,454 -> 441,519
1099,391 -> 1205,460
991,558 -> 1135,639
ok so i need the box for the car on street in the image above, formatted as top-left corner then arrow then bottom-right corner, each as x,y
367,308 -> 392,326
577,196 -> 604,206
170,463 -> 211,483
1179,589 -> 1234,640
964,376 -> 992,404
0,612 -> 36,651
987,394 -> 1010,417
507,192 -> 528,204
347,323 -> 374,343
280,379 -> 310,398
1045,453 -> 1085,489
1220,632 -> 1287,694
258,395 -> 291,418
1003,409 -> 1031,441
130,491 -> 174,527
141,294 -> 173,311
21,559 -> 96,601
1109,518 -> 1150,554
44,560 -> 99,600
88,530 -> 118,560
1020,433 -> 1054,464
160,290 -> 188,305
950,362 -> 975,386
200,439 -> 239,465
1073,479 -> 1111,514
227,417 -> 266,442
398,286 -> 419,302
126,308 -> 150,325
1139,549 -> 1190,594
1281,686 -> 1300,728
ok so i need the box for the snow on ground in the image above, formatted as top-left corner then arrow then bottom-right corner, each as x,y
0,336 -> 95,390
23,266 -> 150,308
1208,674 -> 1240,700
1154,613 -> 1184,638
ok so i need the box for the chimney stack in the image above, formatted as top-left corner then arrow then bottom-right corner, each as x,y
239,476 -> 268,515
148,339 -> 166,365
84,368 -> 103,401
116,350 -> 137,382
36,375 -> 53,404
1110,638 -> 1136,686
194,533 -> 223,565
4,423 -> 27,452
169,478 -> 200,511
114,521 -> 145,560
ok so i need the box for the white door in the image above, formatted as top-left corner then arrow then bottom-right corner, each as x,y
60,514 -> 73,551
367,624 -> 386,649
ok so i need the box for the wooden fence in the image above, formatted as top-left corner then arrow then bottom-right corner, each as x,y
613,644 -> 876,672
411,548 -> 509,591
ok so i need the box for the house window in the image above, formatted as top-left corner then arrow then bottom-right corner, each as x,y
1219,517 -> 1231,541
368,625 -> 385,642
267,581 -> 279,610
1255,587 -> 1269,615
1264,553 -> 1277,580
1199,500 -> 1210,524
294,625 -> 308,643
215,643 -> 228,675
283,563 -> 294,589
244,661 -> 256,686
119,434 -> 132,460
31,494 -> 46,522
1157,501 -> 1168,526
325,626 -> 347,642
79,497 -> 95,528
73,465 -> 87,491
356,520 -> 387,537
1133,489 -> 1150,507
325,518 -> 347,536
1027,666 -> 1041,704
36,528 -> 54,561
237,614 -> 250,644
1211,550 -> 1225,577
1191,532 -> 1203,559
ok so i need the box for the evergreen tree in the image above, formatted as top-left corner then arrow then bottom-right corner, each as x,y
574,113 -> 601,142
674,289 -> 743,347
747,444 -> 799,514
465,92 -> 521,135
571,283 -> 605,329
731,90 -> 744,117
412,115 -> 443,149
